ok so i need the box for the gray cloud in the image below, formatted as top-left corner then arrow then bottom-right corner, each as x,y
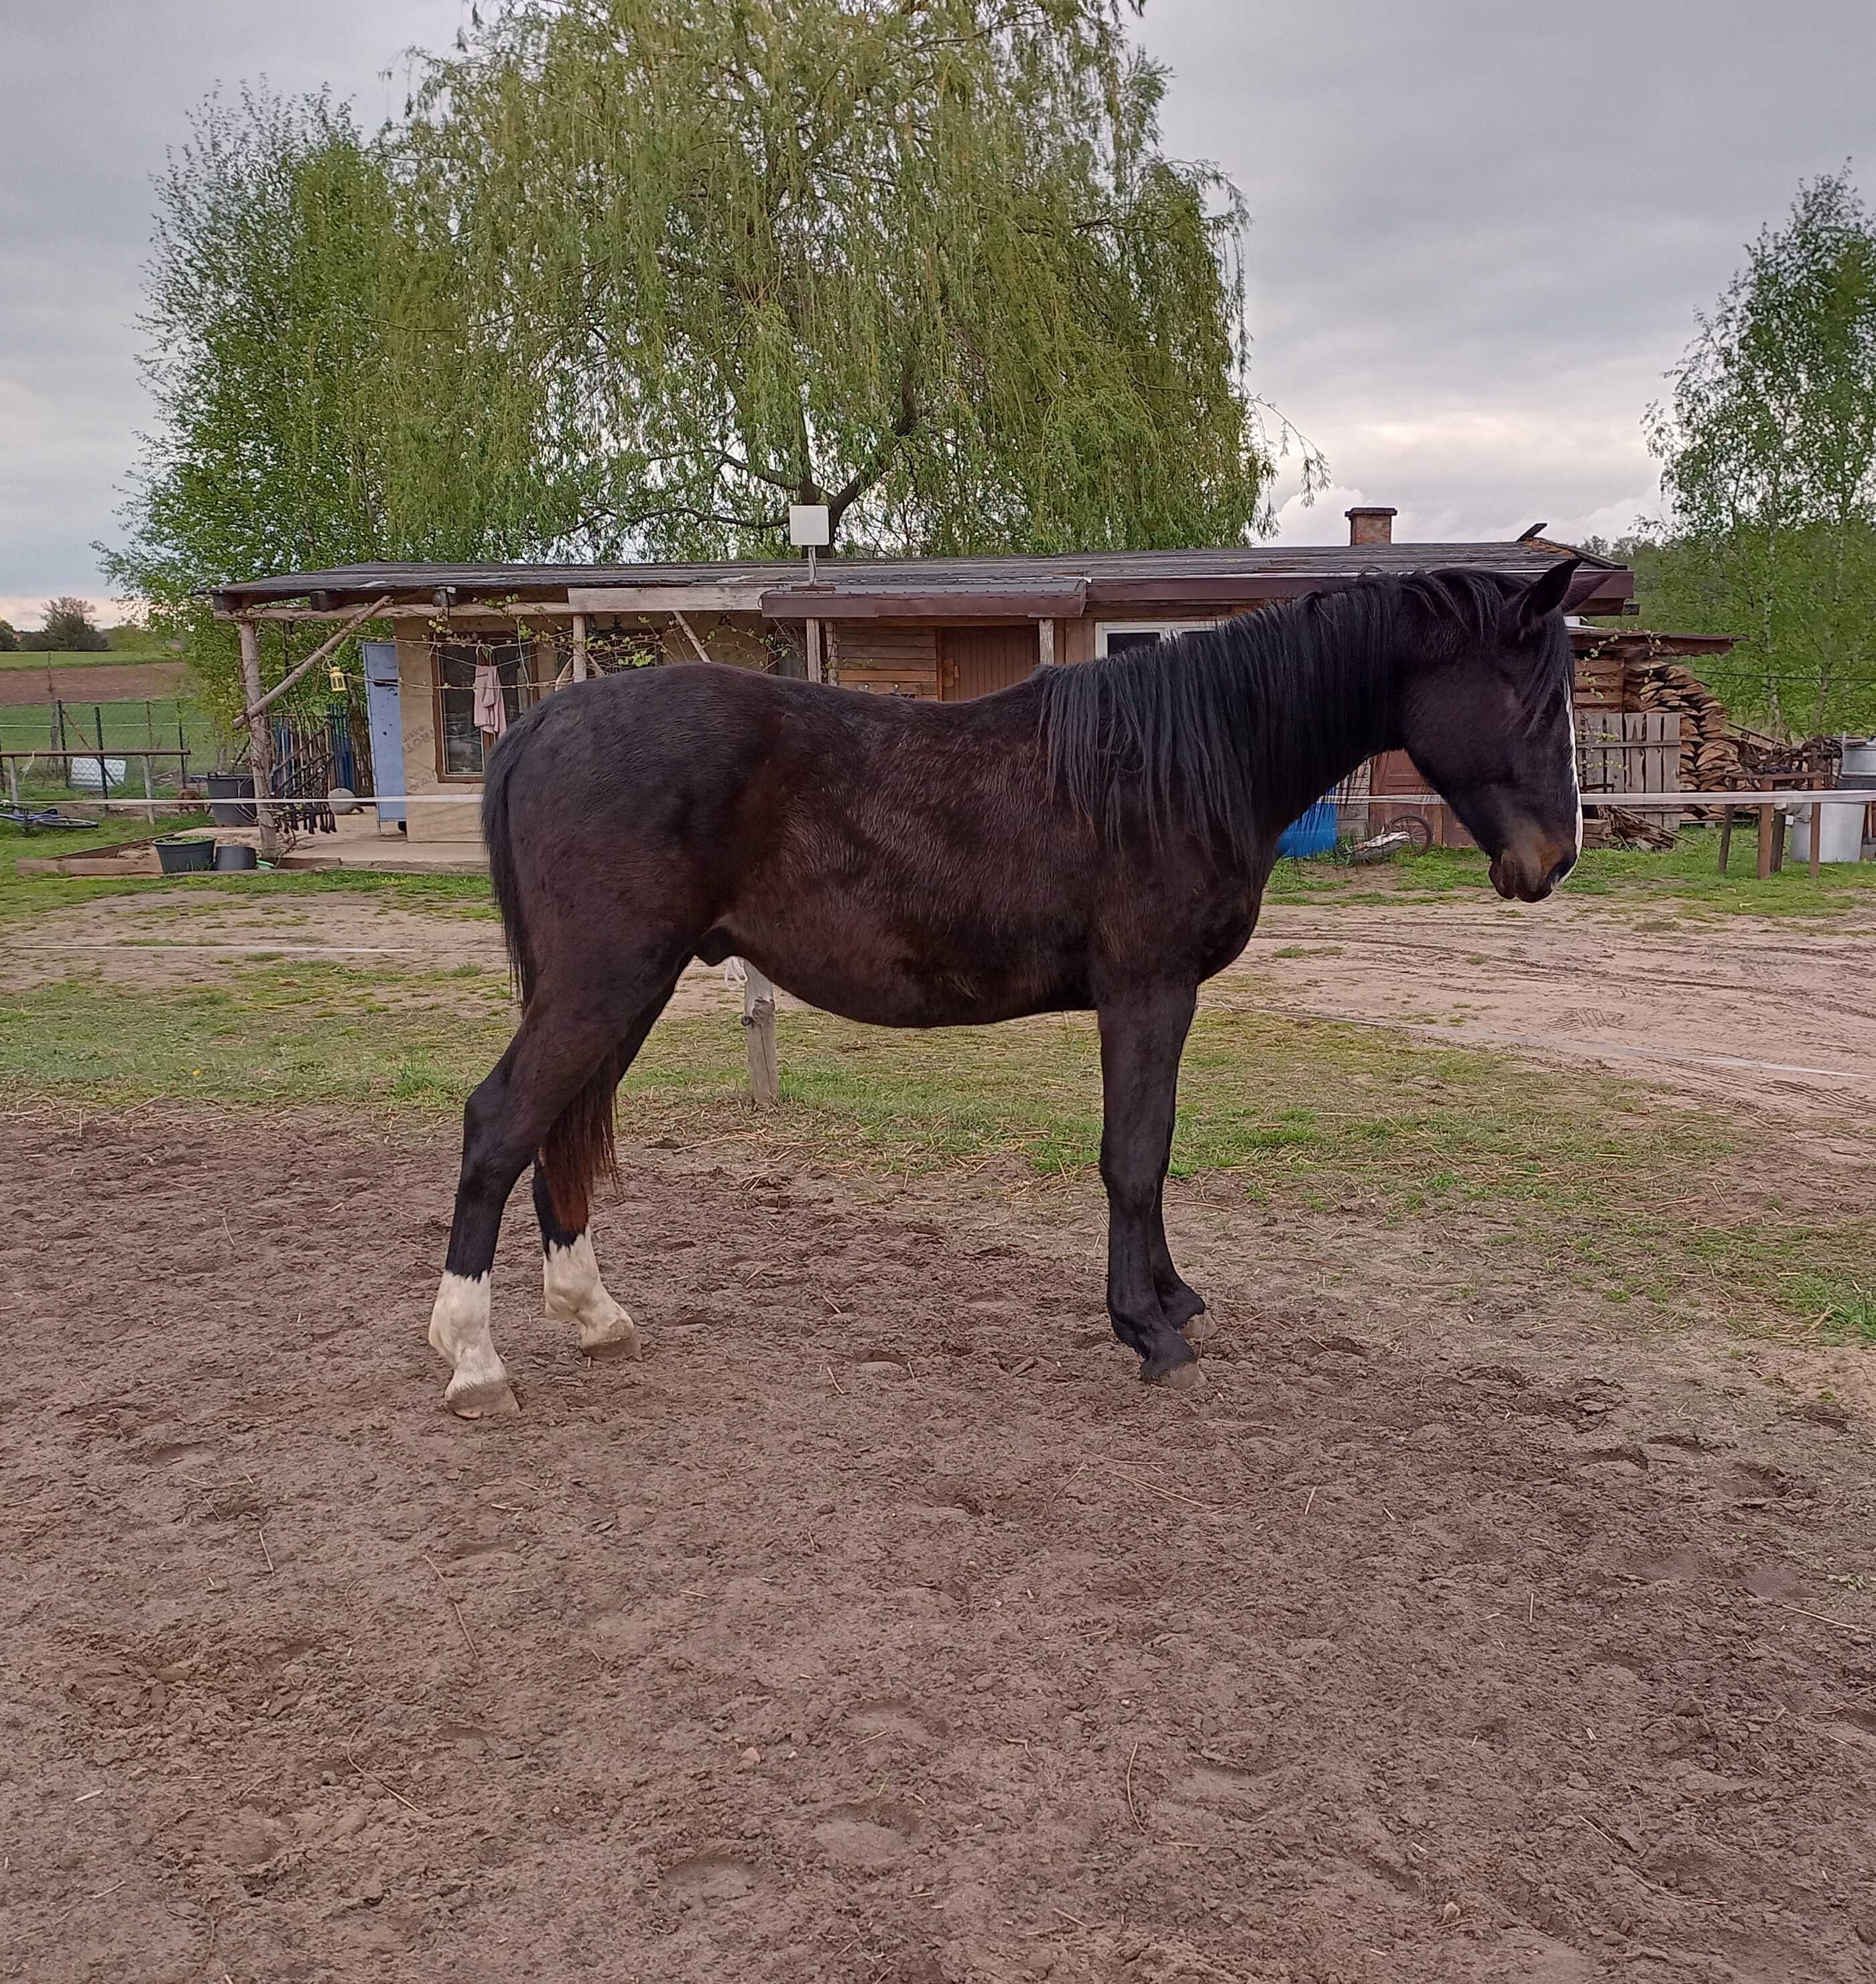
1147,0 -> 1876,542
2,0 -> 1872,619
0,0 -> 462,621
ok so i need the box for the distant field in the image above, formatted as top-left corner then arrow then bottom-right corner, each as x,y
0,648 -> 175,670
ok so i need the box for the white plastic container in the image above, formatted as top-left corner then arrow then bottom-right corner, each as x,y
1782,800 -> 1866,864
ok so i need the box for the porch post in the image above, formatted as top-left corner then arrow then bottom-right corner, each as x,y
571,612 -> 588,682
806,619 -> 824,685
1038,618 -> 1056,666
237,617 -> 282,863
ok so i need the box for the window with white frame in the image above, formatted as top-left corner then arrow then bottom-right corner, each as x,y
1094,620 -> 1222,657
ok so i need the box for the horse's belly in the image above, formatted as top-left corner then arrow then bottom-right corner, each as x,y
739,929 -> 1082,1029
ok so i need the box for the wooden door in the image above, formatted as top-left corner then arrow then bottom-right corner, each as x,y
940,624 -> 1039,700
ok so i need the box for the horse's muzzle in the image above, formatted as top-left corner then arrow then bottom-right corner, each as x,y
1490,843 -> 1577,904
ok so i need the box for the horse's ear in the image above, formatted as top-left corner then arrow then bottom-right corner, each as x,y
1511,556 -> 1582,635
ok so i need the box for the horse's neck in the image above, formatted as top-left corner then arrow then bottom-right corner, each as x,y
1244,617 -> 1401,832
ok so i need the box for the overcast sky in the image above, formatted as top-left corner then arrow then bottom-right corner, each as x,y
2,1 -> 1873,625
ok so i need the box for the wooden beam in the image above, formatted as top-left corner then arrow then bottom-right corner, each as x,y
761,585 -> 1086,621
570,613 -> 588,682
566,585 -> 769,613
1038,619 -> 1056,666
236,596 -> 391,727
742,966 -> 779,1105
237,619 -> 281,864
806,619 -> 824,685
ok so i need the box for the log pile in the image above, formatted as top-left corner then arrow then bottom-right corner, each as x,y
1629,662 -> 1743,790
1580,805 -> 1677,852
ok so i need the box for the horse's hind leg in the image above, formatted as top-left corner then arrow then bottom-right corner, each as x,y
532,973 -> 681,1359
429,965 -> 675,1416
534,1163 -> 637,1357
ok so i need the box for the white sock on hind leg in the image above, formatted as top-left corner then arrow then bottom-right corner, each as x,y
544,1235 -> 639,1356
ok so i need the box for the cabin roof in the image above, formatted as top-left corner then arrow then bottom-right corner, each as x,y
212,539 -> 1634,619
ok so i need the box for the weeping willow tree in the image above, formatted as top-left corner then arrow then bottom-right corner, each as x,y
403,0 -> 1286,556
110,3 -> 1299,710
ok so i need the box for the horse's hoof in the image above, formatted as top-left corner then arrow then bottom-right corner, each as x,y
444,1373 -> 520,1419
1142,1355 -> 1206,1393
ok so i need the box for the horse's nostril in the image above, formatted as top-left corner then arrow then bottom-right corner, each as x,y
1545,854 -> 1576,891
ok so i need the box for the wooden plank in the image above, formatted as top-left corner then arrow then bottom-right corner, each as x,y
567,584 -> 769,613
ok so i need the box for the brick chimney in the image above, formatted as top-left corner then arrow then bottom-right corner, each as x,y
1346,505 -> 1397,547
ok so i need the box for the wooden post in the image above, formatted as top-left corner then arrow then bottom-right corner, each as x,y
1755,805 -> 1774,879
1771,810 -> 1787,873
1717,805 -> 1733,874
238,618 -> 282,862
571,612 -> 588,682
742,965 -> 779,1105
141,752 -> 156,825
806,619 -> 824,685
1038,619 -> 1056,666
5,757 -> 19,808
1810,802 -> 1823,878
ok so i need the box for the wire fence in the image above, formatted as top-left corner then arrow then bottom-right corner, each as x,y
0,697 -> 223,801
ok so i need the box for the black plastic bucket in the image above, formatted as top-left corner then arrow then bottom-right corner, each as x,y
206,773 -> 257,826
155,838 -> 216,875
212,842 -> 258,872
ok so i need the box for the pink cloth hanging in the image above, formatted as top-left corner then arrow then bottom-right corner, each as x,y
471,660 -> 508,737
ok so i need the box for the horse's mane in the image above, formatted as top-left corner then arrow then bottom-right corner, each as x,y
1037,568 -> 1566,865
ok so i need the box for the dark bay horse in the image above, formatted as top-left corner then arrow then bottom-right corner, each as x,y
427,560 -> 1584,1416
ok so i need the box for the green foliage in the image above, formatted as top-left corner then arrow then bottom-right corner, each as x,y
21,597 -> 111,652
0,620 -> 17,652
1627,172 -> 1876,735
402,0 -> 1290,558
106,4 -> 1305,717
102,88 -> 420,728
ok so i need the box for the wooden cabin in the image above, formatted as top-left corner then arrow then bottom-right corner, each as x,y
212,513 -> 1635,847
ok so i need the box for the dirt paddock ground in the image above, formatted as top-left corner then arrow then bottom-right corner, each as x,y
4,1108 -> 1873,1984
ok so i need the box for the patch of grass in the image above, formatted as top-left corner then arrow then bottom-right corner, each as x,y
1786,1272 -> 1876,1345
1,828 -> 493,926
3,960 -> 1867,1339
0,649 -> 175,670
1266,829 -> 1876,920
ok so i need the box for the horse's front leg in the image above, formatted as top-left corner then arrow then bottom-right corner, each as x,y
1150,1176 -> 1208,1337
1097,983 -> 1203,1389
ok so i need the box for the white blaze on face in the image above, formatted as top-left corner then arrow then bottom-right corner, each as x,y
1566,674 -> 1583,862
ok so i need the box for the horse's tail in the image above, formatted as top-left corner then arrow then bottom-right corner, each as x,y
481,717 -> 621,1225
481,721 -> 535,1007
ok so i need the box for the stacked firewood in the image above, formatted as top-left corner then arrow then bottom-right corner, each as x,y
1580,806 -> 1678,852
1629,663 -> 1743,789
